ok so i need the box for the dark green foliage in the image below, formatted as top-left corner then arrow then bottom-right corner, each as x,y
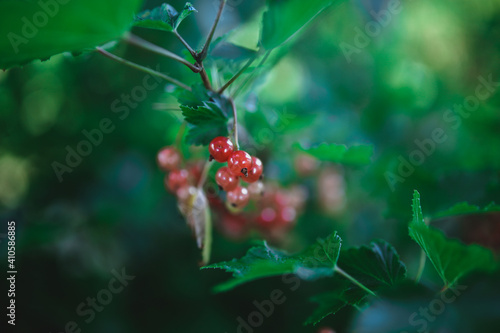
134,2 -> 197,32
0,0 -> 142,69
203,232 -> 342,292
409,191 -> 498,287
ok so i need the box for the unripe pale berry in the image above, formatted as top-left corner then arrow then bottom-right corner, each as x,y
243,156 -> 263,183
209,136 -> 234,162
157,146 -> 181,171
166,169 -> 189,192
215,166 -> 239,191
227,150 -> 252,177
176,185 -> 195,203
248,181 -> 265,200
294,153 -> 319,176
227,186 -> 250,208
279,206 -> 296,225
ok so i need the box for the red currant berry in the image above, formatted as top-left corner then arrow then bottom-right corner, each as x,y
227,186 -> 250,208
243,156 -> 263,183
209,136 -> 234,162
215,166 -> 238,191
227,150 -> 252,177
165,169 -> 189,192
157,146 -> 181,171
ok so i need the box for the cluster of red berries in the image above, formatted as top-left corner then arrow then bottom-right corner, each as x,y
209,136 -> 263,209
213,183 -> 307,241
157,146 -> 199,203
157,140 -> 311,243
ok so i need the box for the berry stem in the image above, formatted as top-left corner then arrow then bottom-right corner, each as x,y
197,0 -> 226,62
201,207 -> 212,266
197,160 -> 214,189
229,98 -> 239,150
218,54 -> 257,95
125,33 -> 202,73
334,266 -> 377,297
96,47 -> 191,91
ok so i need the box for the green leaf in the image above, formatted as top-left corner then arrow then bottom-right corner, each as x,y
176,84 -> 211,108
181,102 -> 227,125
306,240 -> 406,325
0,0 -> 142,69
409,190 -> 498,287
339,240 -> 407,288
177,84 -> 232,145
134,4 -> 175,32
133,2 -> 196,32
433,202 -> 500,219
174,3 -> 197,30
181,102 -> 229,146
305,288 -> 367,325
261,0 -> 334,50
202,232 -> 342,292
293,142 -> 373,166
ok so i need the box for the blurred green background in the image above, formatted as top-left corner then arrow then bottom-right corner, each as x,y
1,0 -> 500,332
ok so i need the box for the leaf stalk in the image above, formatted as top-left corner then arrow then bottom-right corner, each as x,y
125,33 -> 202,73
335,266 -> 377,297
96,47 -> 191,91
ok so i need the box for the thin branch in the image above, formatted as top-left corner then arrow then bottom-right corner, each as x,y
229,98 -> 239,150
335,266 -> 377,297
174,30 -> 197,59
96,47 -> 191,91
125,33 -> 201,73
199,67 -> 213,90
197,0 -> 226,62
218,55 -> 257,94
232,50 -> 272,99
